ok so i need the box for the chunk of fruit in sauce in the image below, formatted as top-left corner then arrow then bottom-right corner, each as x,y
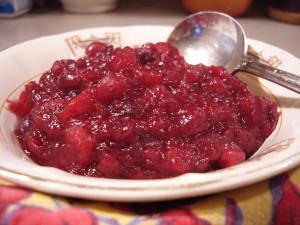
9,42 -> 279,179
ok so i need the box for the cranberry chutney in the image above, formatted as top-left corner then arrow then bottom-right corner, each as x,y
9,42 -> 279,179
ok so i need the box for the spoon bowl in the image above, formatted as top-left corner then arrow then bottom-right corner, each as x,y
168,11 -> 300,94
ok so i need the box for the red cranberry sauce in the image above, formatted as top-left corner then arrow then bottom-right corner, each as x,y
9,42 -> 279,179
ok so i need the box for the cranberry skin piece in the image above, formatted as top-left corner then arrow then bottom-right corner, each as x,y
22,128 -> 47,162
95,72 -> 129,103
85,41 -> 108,57
184,64 -> 207,83
164,146 -> 190,174
31,100 -> 66,138
133,67 -> 163,87
60,86 -> 95,121
62,126 -> 95,167
146,113 -> 178,138
97,153 -> 123,178
109,47 -> 138,71
232,127 -> 258,157
96,117 -> 135,143
138,43 -> 157,65
202,76 -> 231,96
239,95 -> 268,125
204,101 -> 236,126
176,106 -> 208,137
8,81 -> 40,117
136,84 -> 178,112
217,146 -> 246,169
163,146 -> 206,175
51,60 -> 64,76
57,72 -> 83,91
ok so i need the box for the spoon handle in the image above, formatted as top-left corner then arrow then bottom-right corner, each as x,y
234,59 -> 300,94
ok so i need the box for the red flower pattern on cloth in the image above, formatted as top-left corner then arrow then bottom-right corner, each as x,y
269,173 -> 300,225
0,186 -> 31,222
2,206 -> 98,225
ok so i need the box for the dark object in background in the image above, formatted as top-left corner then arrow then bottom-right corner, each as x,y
0,0 -> 32,18
267,0 -> 300,24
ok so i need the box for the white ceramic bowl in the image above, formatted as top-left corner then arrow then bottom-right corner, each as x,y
0,26 -> 300,202
59,0 -> 118,13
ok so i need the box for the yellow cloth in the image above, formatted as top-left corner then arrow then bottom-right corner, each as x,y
1,166 -> 300,225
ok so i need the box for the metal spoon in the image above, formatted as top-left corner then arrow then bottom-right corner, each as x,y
167,11 -> 300,94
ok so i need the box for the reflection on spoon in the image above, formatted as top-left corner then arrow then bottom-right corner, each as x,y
168,11 -> 300,94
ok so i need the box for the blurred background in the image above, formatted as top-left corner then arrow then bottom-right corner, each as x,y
0,0 -> 299,56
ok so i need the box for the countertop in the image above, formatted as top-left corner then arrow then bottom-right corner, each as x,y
0,0 -> 299,58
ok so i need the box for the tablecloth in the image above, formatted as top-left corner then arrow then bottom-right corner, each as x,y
1,165 -> 300,225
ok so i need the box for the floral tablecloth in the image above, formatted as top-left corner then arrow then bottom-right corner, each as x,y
1,166 -> 300,225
